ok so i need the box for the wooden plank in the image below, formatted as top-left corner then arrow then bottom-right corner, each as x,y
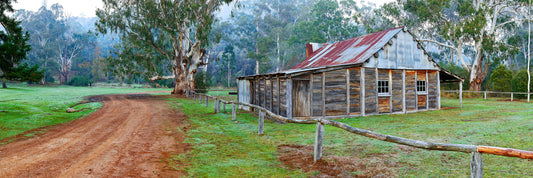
364,68 -> 377,114
312,74 -> 323,116
378,97 -> 391,113
293,79 -> 311,117
272,78 -> 279,114
427,70 -> 438,109
287,77 -> 293,119
437,71 -> 441,109
361,68 -> 365,116
314,121 -> 324,162
322,72 -> 326,117
310,74 -> 313,116
266,79 -> 271,110
325,69 -> 347,116
405,70 -> 416,111
417,95 -> 427,110
402,69 -> 406,113
280,79 -> 287,117
349,67 -> 361,115
392,70 -> 403,112
346,69 -> 350,116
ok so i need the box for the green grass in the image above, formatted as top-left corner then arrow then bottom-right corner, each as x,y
173,96 -> 533,177
0,84 -> 170,142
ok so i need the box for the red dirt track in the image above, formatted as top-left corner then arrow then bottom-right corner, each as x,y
0,94 -> 188,177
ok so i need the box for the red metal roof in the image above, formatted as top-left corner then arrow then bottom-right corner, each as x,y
291,27 -> 404,70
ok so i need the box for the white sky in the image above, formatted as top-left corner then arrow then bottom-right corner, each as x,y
12,0 -> 394,18
12,0 -> 103,17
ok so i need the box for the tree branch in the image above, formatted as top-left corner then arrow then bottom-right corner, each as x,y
418,39 -> 456,49
149,75 -> 176,81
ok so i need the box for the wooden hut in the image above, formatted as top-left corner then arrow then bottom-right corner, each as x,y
237,27 -> 462,119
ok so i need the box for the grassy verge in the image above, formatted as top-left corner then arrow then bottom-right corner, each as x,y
0,85 -> 170,142
173,96 -> 533,177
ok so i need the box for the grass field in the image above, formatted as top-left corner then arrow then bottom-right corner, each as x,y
171,96 -> 533,177
0,84 -> 170,142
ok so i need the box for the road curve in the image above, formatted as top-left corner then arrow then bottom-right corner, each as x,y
0,94 -> 188,177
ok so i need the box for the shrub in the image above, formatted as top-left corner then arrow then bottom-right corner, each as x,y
67,76 -> 93,86
490,65 -> 513,92
512,70 -> 532,93
194,71 -> 209,93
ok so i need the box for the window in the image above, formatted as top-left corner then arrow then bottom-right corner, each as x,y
378,80 -> 389,95
417,81 -> 426,93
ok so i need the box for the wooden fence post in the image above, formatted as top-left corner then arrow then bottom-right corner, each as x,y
206,97 -> 209,107
484,92 -> 486,100
314,120 -> 324,162
232,103 -> 236,121
199,95 -> 202,104
193,93 -> 196,101
459,81 -> 463,108
258,111 -> 264,135
217,100 -> 221,113
214,98 -> 218,113
511,93 -> 513,101
470,152 -> 483,178
223,103 -> 226,113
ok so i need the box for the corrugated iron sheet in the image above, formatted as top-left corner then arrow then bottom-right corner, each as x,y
291,27 -> 404,70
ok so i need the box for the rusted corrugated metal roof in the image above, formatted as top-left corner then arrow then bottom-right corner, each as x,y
291,27 -> 404,70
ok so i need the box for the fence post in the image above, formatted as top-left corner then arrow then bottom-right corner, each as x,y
511,93 -> 513,101
206,97 -> 209,107
217,100 -> 221,113
470,152 -> 483,178
232,103 -> 236,121
199,95 -> 202,104
484,92 -> 486,100
214,98 -> 218,113
258,111 -> 264,135
193,93 -> 196,101
459,81 -> 463,108
223,103 -> 226,113
314,120 -> 324,162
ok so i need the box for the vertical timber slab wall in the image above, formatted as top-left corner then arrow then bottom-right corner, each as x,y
427,71 -> 438,109
272,77 -> 279,114
378,69 -> 391,113
391,70 -> 403,113
364,68 -> 378,114
325,69 -> 347,116
237,79 -> 251,111
266,79 -> 271,111
312,73 -> 324,116
405,70 -> 416,111
349,67 -> 361,115
417,70 -> 427,110
279,78 -> 287,117
292,75 -> 311,117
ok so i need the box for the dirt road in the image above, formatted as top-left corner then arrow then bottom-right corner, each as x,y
0,94 -> 188,177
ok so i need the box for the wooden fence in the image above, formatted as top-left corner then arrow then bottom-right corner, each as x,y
443,90 -> 531,103
187,90 -> 533,178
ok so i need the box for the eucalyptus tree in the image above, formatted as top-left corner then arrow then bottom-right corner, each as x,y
368,0 -> 531,91
96,0 -> 233,94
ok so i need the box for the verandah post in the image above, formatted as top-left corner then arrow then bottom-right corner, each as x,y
258,111 -> 264,135
470,152 -> 483,178
459,81 -> 463,108
314,119 -> 324,162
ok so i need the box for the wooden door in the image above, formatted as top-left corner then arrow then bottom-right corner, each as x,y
292,80 -> 311,117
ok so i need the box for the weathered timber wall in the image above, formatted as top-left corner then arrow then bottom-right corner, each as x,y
405,70 -> 416,111
349,68 -> 361,115
364,69 -> 377,114
293,75 -> 311,117
279,78 -> 287,117
428,71 -> 438,109
237,79 -> 251,110
266,79 -> 271,110
417,70 -> 427,110
391,70 -> 403,112
272,78 -> 279,114
325,69 -> 347,116
312,73 -> 324,116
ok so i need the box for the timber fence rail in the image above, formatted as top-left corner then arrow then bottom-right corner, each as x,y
443,90 -> 531,102
187,91 -> 533,178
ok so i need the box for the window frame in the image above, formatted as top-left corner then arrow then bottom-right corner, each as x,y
417,80 -> 427,94
377,80 -> 390,96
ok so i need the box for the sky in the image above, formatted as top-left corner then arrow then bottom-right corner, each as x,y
12,0 -> 394,18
